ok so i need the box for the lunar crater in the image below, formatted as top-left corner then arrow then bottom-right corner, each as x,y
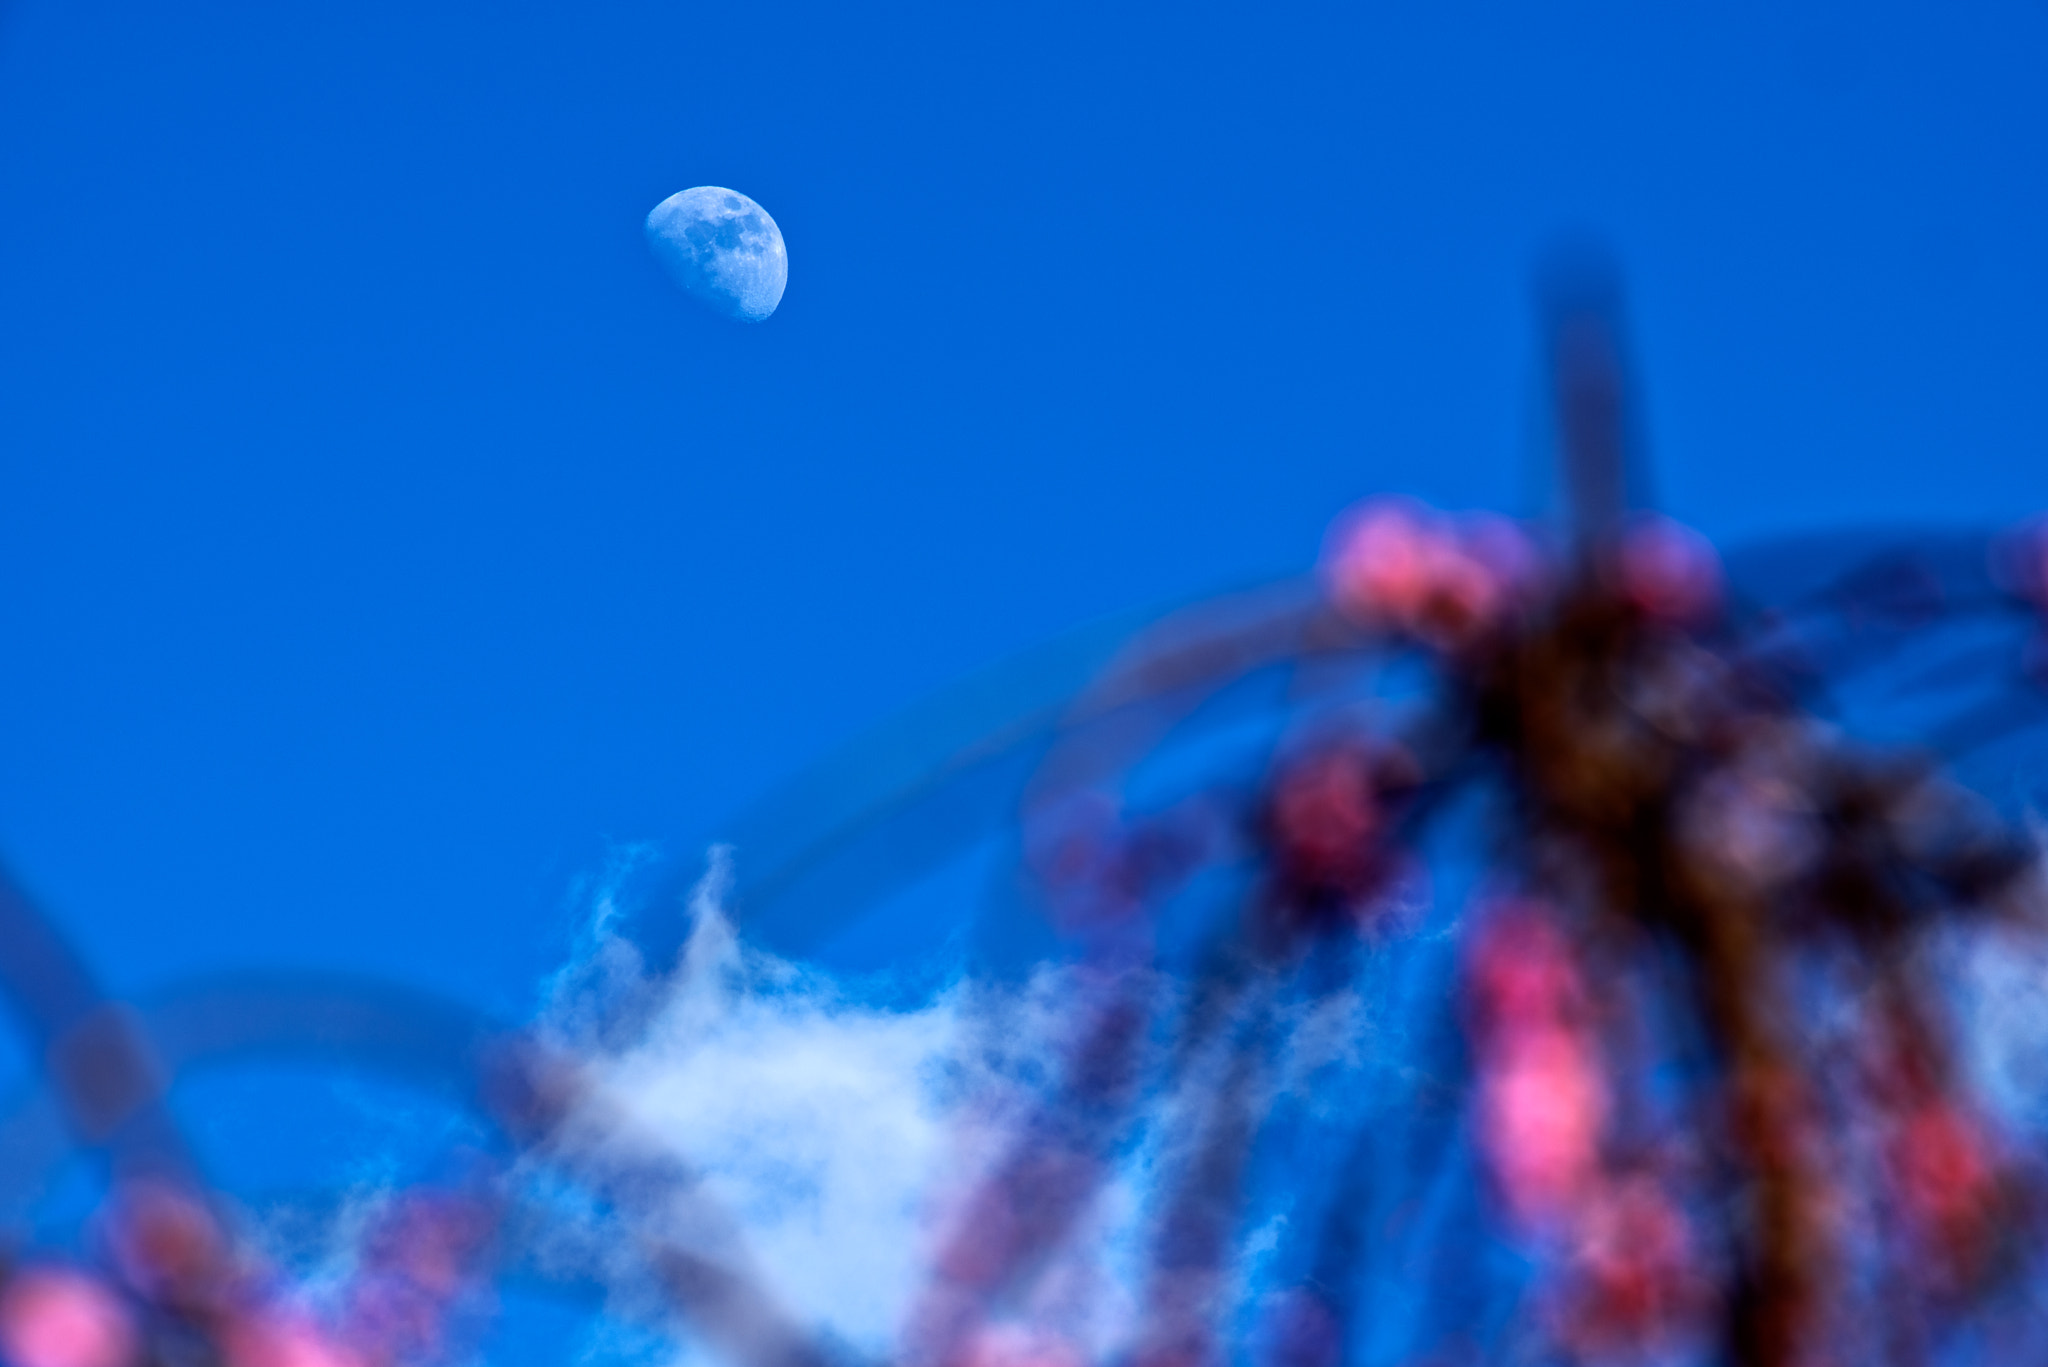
646,186 -> 788,323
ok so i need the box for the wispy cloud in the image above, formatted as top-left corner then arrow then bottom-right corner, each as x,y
531,849 -> 1110,1364
524,849 -> 1400,1367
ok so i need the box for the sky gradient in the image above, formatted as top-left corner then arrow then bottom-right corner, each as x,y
0,0 -> 2044,1028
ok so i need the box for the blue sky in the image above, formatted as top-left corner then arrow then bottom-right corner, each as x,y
0,0 -> 2044,1030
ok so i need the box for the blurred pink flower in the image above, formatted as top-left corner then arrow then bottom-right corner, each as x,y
1891,1102 -> 1996,1261
223,1312 -> 365,1367
1464,904 -> 1585,1034
101,1180 -> 227,1306
1617,516 -> 1721,624
1466,904 -> 1607,1221
0,1268 -> 136,1367
1564,1176 -> 1701,1352
1478,1025 -> 1608,1221
1269,746 -> 1388,903
1324,501 -> 1529,646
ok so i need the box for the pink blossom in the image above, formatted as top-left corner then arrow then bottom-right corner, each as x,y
222,1313 -> 365,1367
1617,516 -> 1721,624
1269,746 -> 1385,900
101,1180 -> 227,1305
1890,1102 -> 1996,1257
1324,501 -> 1527,646
1464,905 -> 1584,1033
1326,502 -> 1434,623
1564,1176 -> 1700,1350
0,1269 -> 136,1367
1466,904 -> 1608,1221
1478,1025 -> 1608,1220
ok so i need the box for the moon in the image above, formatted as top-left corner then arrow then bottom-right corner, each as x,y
645,187 -> 788,323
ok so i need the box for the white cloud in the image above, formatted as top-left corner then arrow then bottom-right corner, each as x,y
524,850 -> 1394,1367
532,850 -> 1134,1365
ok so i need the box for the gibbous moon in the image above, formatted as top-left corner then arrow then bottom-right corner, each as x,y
645,187 -> 788,323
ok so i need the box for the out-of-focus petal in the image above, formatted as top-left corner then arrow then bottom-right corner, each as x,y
0,1269 -> 136,1367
